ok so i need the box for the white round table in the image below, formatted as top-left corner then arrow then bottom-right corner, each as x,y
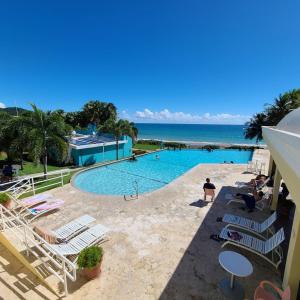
218,251 -> 253,300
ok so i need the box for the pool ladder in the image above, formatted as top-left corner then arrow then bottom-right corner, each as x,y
124,180 -> 139,201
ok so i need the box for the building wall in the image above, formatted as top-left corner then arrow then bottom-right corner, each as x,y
71,136 -> 132,166
263,127 -> 300,299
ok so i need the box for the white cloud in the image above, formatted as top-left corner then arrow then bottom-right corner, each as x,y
130,108 -> 250,124
0,102 -> 6,109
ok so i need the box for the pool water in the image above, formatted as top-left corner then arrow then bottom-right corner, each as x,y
73,149 -> 252,195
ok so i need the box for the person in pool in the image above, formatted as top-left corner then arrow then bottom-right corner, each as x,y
155,154 -> 160,160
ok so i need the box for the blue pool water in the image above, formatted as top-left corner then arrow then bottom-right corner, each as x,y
73,149 -> 253,195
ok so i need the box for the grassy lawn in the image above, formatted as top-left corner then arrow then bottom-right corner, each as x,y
133,143 -> 160,151
19,161 -> 67,176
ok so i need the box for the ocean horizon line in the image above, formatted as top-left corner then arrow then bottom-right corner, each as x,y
134,122 -> 246,126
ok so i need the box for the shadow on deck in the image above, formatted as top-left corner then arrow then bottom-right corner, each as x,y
159,185 -> 290,300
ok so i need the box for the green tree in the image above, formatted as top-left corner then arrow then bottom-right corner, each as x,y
0,111 -> 13,159
24,104 -> 71,175
100,119 -> 136,160
245,89 -> 300,142
82,101 -> 117,127
244,113 -> 268,143
7,115 -> 32,169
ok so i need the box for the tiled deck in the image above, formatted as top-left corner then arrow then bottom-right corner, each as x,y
0,149 -> 283,299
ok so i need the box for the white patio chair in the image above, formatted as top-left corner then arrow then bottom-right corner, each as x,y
219,227 -> 285,268
46,224 -> 109,258
222,211 -> 277,237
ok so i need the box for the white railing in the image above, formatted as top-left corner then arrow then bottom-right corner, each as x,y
0,205 -> 76,296
0,169 -> 71,198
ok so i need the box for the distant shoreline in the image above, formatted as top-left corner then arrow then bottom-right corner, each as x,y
137,138 -> 266,148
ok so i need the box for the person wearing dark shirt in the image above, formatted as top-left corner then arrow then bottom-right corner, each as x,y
203,178 -> 216,190
236,191 -> 264,212
203,178 -> 216,201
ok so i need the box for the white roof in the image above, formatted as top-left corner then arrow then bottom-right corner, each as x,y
276,108 -> 300,135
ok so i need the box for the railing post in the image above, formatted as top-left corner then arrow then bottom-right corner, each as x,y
1,206 -> 5,230
62,260 -> 68,296
23,224 -> 29,256
32,177 -> 36,195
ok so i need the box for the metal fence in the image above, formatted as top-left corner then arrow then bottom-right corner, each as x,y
0,204 -> 76,296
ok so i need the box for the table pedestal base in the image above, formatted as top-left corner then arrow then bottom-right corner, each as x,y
219,278 -> 244,300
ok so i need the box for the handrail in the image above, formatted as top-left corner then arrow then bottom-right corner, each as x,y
0,169 -> 71,198
0,169 -> 71,187
0,205 -> 76,296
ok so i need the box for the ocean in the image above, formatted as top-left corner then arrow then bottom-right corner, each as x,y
136,123 -> 262,145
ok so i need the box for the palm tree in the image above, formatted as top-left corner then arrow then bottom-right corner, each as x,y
245,89 -> 300,142
24,104 -> 71,175
100,119 -> 136,160
8,115 -> 31,170
244,113 -> 268,143
82,100 -> 117,127
129,122 -> 138,143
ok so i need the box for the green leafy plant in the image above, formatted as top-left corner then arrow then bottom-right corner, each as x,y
0,193 -> 11,204
77,246 -> 103,269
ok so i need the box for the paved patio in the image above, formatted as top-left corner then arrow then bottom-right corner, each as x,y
0,149 -> 283,299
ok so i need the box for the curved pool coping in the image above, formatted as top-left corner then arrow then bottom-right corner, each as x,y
70,150 -> 165,197
71,149 -> 251,198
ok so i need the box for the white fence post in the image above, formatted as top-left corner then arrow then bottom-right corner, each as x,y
32,177 -> 36,195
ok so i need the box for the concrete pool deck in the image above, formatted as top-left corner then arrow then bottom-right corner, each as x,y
0,149 -> 282,299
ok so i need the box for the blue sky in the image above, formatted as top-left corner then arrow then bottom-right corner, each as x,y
0,0 -> 299,124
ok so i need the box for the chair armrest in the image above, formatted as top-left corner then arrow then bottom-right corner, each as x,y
259,281 -> 283,297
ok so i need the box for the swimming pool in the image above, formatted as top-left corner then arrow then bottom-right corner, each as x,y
73,149 -> 252,196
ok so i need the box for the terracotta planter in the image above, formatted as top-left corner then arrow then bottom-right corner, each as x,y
81,258 -> 103,280
1,199 -> 12,209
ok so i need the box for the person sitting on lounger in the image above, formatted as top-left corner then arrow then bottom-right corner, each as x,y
247,174 -> 268,189
203,178 -> 216,201
235,191 -> 264,212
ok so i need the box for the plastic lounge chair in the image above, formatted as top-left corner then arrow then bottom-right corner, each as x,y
222,211 -> 277,237
22,199 -> 64,222
34,214 -> 96,243
226,192 -> 271,211
53,214 -> 96,241
17,193 -> 53,212
254,281 -> 291,300
204,188 -> 215,201
46,224 -> 109,258
219,227 -> 285,268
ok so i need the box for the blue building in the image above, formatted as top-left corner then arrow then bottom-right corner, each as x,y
69,133 -> 133,166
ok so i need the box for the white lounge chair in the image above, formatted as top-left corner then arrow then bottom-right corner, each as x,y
53,214 -> 96,241
226,191 -> 271,211
219,227 -> 285,268
46,224 -> 109,258
34,214 -> 96,243
222,211 -> 277,237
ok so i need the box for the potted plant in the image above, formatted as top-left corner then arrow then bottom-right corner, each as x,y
77,246 -> 104,279
0,192 -> 12,209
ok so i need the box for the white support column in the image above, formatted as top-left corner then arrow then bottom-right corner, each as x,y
268,155 -> 274,177
283,206 -> 300,300
271,168 -> 282,211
